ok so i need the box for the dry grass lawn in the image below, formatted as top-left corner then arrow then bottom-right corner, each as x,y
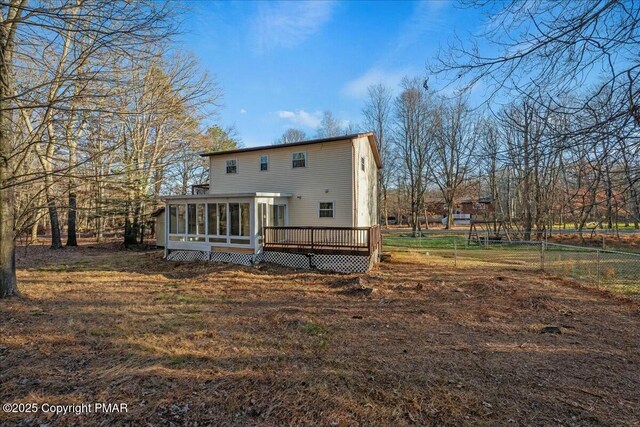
1,242 -> 639,426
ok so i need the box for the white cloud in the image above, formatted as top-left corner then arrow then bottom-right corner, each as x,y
276,110 -> 322,129
251,1 -> 336,53
342,68 -> 410,99
340,2 -> 450,100
240,108 -> 247,114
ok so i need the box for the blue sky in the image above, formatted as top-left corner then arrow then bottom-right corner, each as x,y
179,1 -> 482,147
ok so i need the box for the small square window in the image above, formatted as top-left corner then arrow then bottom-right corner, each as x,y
260,155 -> 268,171
226,159 -> 237,174
319,202 -> 334,218
361,157 -> 365,172
292,151 -> 306,168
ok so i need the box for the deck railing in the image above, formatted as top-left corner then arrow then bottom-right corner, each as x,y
263,225 -> 381,256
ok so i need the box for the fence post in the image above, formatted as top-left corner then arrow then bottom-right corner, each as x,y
540,240 -> 545,271
485,230 -> 489,248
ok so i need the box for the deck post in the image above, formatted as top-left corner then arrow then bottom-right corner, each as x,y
311,227 -> 315,252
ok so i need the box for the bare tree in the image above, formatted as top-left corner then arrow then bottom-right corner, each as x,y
315,110 -> 345,138
1,0 -> 176,298
393,77 -> 433,236
431,97 -> 478,229
433,1 -> 640,135
116,52 -> 219,245
363,84 -> 393,226
273,128 -> 306,145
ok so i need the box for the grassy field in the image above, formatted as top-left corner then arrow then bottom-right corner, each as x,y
1,243 -> 639,426
384,231 -> 640,252
384,234 -> 640,299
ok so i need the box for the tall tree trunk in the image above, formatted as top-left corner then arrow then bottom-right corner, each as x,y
0,163 -> 17,298
43,121 -> 63,249
124,199 -> 142,246
66,131 -> 77,246
138,200 -> 145,244
0,128 -> 16,296
410,187 -> 418,237
67,192 -> 77,246
631,187 -> 640,229
124,202 -> 135,245
30,215 -> 39,242
446,201 -> 455,230
47,195 -> 63,249
0,8 -> 18,297
605,165 -> 613,230
28,192 -> 41,242
95,181 -> 103,242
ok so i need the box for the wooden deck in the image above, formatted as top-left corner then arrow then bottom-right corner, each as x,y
263,225 -> 381,256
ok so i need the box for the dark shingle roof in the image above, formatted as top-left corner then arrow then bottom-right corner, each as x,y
200,132 -> 382,169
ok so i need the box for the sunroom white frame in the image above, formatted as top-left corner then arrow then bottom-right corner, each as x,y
162,192 -> 292,257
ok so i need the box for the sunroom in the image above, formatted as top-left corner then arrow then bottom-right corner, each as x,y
162,192 -> 292,258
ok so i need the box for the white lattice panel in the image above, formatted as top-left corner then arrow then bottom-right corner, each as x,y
313,254 -> 371,273
262,251 -> 311,269
228,252 -> 254,266
167,250 -> 209,262
166,250 -> 376,273
209,251 -> 233,263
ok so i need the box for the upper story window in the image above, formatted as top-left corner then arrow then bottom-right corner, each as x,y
260,155 -> 268,171
292,151 -> 306,168
361,157 -> 365,172
226,159 -> 237,174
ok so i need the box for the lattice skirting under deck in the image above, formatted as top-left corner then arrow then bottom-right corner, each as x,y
262,251 -> 311,269
165,249 -> 378,273
167,250 -> 210,262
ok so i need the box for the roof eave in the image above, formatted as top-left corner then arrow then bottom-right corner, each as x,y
199,132 -> 381,161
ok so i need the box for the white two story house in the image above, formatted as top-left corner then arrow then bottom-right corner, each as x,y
161,132 -> 382,272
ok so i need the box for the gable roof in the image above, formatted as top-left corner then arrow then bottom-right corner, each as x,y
200,132 -> 382,169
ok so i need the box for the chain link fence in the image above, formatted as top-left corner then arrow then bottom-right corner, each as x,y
383,233 -> 640,298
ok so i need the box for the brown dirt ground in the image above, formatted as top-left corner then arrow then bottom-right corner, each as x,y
1,243 -> 639,426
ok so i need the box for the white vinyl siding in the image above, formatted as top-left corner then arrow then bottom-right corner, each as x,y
354,136 -> 378,227
210,139 -> 354,227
